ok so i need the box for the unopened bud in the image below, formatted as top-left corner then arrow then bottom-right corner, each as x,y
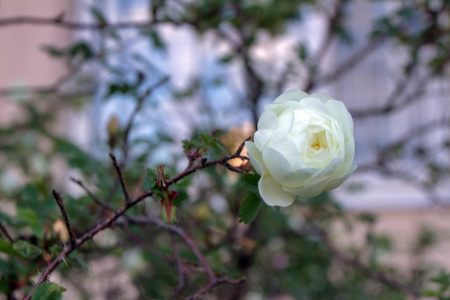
53,219 -> 69,243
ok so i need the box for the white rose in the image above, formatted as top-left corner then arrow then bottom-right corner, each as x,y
245,89 -> 357,207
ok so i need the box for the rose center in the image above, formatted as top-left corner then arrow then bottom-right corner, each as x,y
309,131 -> 328,151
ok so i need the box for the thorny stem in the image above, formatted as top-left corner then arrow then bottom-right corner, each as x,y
52,190 -> 77,249
109,153 -> 131,205
25,139 -> 250,300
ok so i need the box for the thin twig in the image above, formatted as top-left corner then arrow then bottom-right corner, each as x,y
318,36 -> 384,86
52,190 -> 76,249
145,217 -> 216,281
167,138 -> 250,186
25,139 -> 250,299
109,153 -> 131,205
0,221 -> 14,243
121,76 -> 169,167
69,177 -> 115,211
350,80 -> 428,119
0,16 -> 162,30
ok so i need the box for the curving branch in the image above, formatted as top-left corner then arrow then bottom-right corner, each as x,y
24,139 -> 250,300
0,16 -> 161,30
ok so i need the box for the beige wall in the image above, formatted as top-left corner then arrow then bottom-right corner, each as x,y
0,0 -> 74,127
0,0 -> 73,87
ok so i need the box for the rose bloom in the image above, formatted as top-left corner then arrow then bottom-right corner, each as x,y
245,90 -> 356,207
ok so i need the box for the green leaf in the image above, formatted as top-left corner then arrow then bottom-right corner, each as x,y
0,240 -> 20,257
32,282 -> 66,300
105,82 -> 135,98
219,54 -> 234,64
41,45 -> 66,57
143,168 -> 158,190
173,189 -> 188,207
240,173 -> 260,194
16,207 -> 43,238
13,240 -> 42,259
69,42 -> 94,59
238,193 -> 261,224
69,251 -> 89,271
90,6 -> 107,25
421,289 -> 439,297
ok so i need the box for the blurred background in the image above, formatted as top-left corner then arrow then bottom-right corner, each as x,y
1,0 -> 450,299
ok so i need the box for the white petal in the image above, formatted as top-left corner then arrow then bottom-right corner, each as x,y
254,109 -> 278,150
262,146 -> 319,188
326,100 -> 354,138
324,164 -> 357,191
310,92 -> 333,103
259,174 -> 296,207
283,178 -> 329,198
299,97 -> 329,114
257,109 -> 277,130
307,156 -> 344,185
273,89 -> 309,103
245,141 -> 267,175
332,136 -> 355,178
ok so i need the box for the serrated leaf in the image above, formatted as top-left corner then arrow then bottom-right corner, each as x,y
13,240 -> 42,259
32,282 -> 66,300
240,173 -> 260,194
143,168 -> 158,190
238,194 -> 261,224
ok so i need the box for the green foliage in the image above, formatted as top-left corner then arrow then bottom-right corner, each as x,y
42,41 -> 94,60
32,282 -> 66,300
13,241 -> 42,260
238,193 -> 261,224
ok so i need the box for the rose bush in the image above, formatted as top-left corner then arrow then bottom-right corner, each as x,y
245,89 -> 356,207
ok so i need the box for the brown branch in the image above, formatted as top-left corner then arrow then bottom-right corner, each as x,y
0,16 -> 161,30
317,36 -> 384,87
350,71 -> 427,119
0,221 -> 14,243
25,138 -> 249,299
109,153 -> 131,205
167,139 -> 249,186
52,190 -> 76,249
121,76 -> 169,167
24,187 -> 154,300
304,0 -> 349,92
